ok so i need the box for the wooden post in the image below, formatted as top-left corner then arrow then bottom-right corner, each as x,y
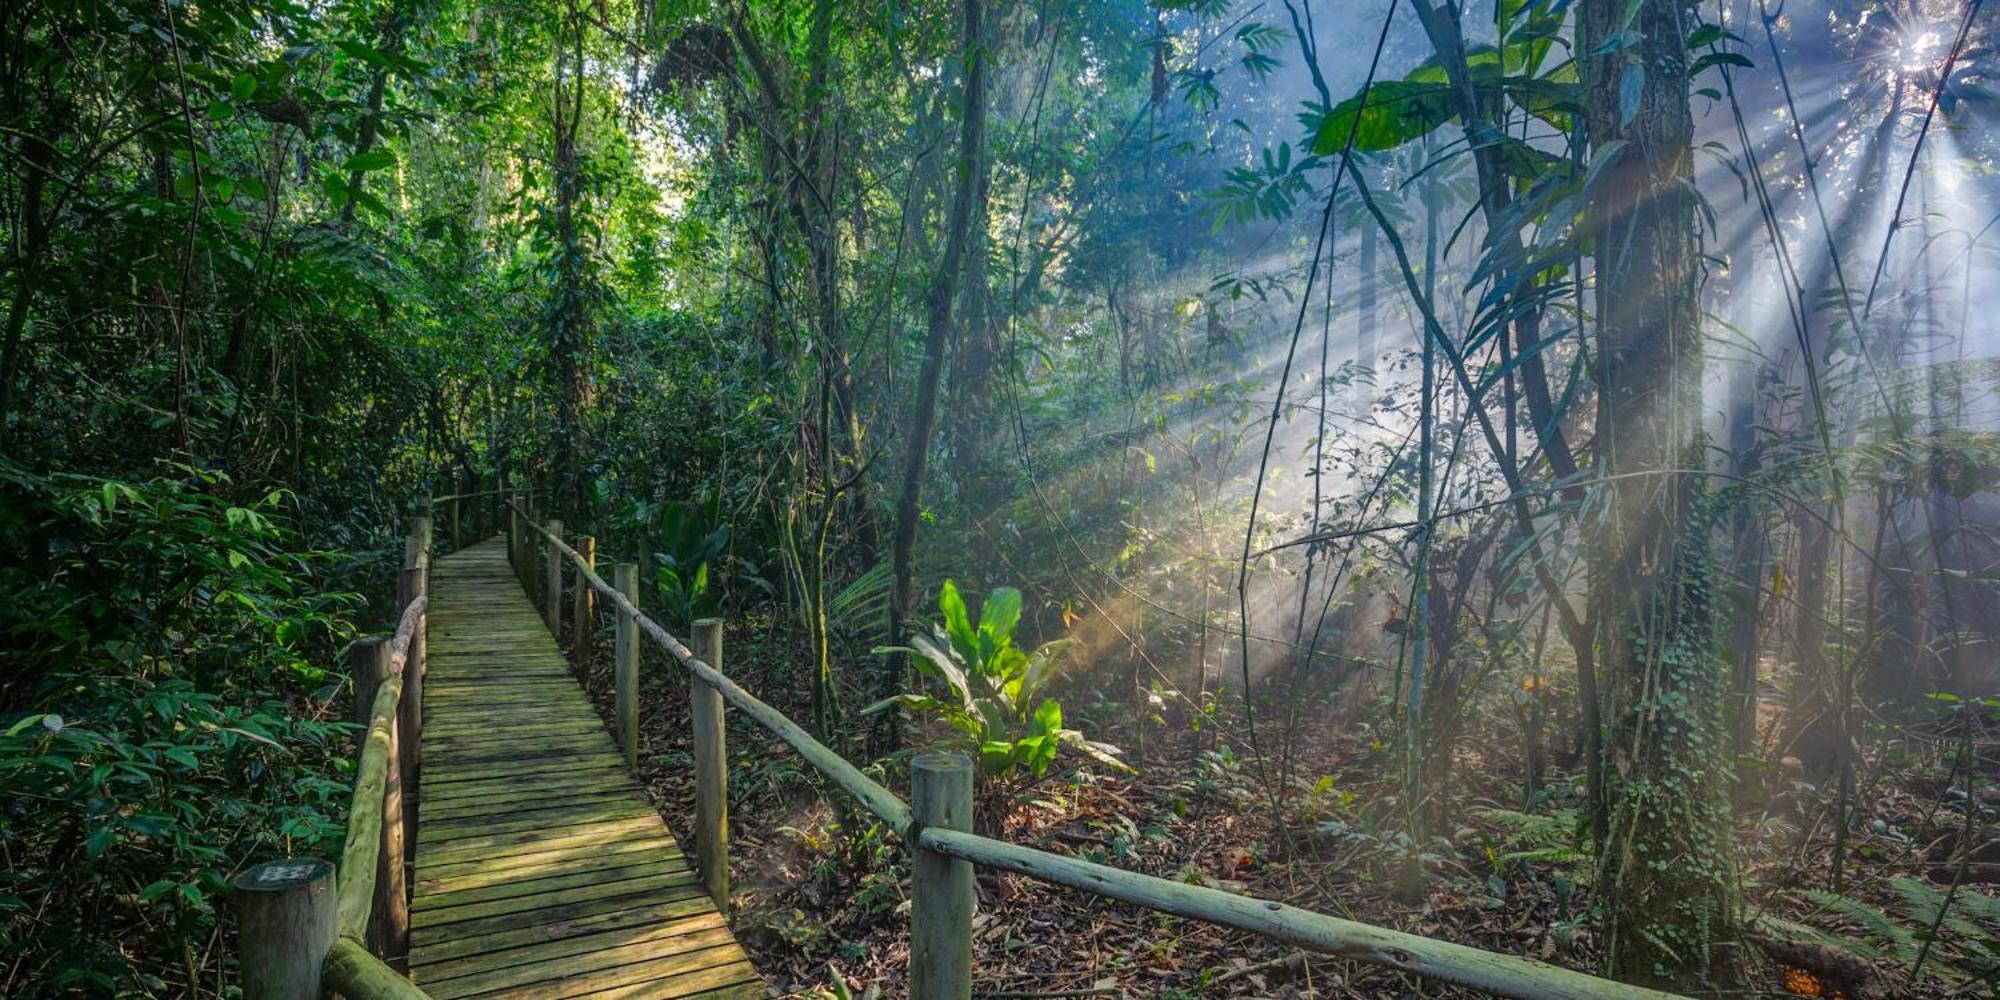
396,564 -> 426,880
507,495 -> 522,571
572,536 -> 596,666
411,501 -> 430,560
232,858 -> 337,1000
350,638 -> 390,755
544,518 -> 564,633
910,753 -> 974,1000
613,563 -> 639,769
690,618 -> 729,909
450,497 -> 461,552
405,513 -> 430,569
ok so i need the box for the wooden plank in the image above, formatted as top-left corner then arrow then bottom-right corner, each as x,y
419,757 -> 628,787
416,832 -> 673,884
505,952 -> 757,1000
415,846 -> 686,897
413,912 -> 726,986
419,802 -> 657,846
413,859 -> 696,914
412,883 -> 712,948
418,815 -> 668,867
422,787 -> 641,823
419,770 -> 631,803
423,744 -> 615,769
420,926 -> 742,999
409,895 -> 719,967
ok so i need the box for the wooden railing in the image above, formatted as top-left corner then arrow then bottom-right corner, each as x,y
232,512 -> 433,999
508,505 -> 1687,1000
431,483 -> 535,554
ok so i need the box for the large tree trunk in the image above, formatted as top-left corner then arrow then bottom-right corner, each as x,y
883,0 -> 988,746
1580,0 -> 1738,986
548,0 -> 592,519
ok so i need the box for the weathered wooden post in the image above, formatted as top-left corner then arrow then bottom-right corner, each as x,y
507,493 -> 523,572
690,617 -> 729,909
232,858 -> 337,999
449,496 -> 462,552
572,535 -> 596,665
346,637 -> 406,962
613,563 -> 640,768
544,519 -> 564,633
910,753 -> 974,1000
350,638 -> 390,755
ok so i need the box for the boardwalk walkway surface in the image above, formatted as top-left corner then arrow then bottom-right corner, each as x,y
408,538 -> 762,999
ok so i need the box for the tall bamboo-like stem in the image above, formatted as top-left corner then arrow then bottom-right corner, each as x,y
884,0 -> 987,750
1403,133 -> 1439,891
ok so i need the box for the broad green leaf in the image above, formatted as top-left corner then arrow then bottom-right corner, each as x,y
344,150 -> 396,173
977,586 -> 1021,648
938,580 -> 975,663
1311,79 -> 1457,155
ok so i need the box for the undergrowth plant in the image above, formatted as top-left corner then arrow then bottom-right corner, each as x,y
872,580 -> 1129,825
0,462 -> 360,993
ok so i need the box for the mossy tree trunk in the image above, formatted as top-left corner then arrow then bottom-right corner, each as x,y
1579,0 -> 1739,986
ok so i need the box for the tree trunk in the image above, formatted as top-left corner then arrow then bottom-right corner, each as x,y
1580,0 -> 1738,985
548,0 -> 592,520
884,0 -> 988,746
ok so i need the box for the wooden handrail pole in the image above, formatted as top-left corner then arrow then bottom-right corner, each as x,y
690,617 -> 729,909
232,858 -> 337,1000
508,494 -> 522,570
396,565 -> 426,884
572,536 -> 597,665
450,496 -> 461,552
613,563 -> 640,768
346,637 -> 405,961
910,753 -> 974,1000
544,519 -> 564,632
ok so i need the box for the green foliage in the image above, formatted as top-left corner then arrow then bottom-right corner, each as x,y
1769,878 -> 2000,989
0,463 -> 359,993
1471,807 -> 1588,868
871,581 -> 1127,783
1312,79 -> 1459,154
647,493 -> 772,626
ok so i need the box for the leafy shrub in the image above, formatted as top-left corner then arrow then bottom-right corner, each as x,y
0,462 -> 360,994
646,493 -> 773,627
872,580 -> 1127,790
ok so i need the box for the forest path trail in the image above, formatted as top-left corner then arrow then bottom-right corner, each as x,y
406,538 -> 763,1000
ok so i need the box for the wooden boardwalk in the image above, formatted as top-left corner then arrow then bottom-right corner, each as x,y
409,538 -> 762,999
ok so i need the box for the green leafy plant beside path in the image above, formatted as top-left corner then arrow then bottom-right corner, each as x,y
872,580 -> 1129,831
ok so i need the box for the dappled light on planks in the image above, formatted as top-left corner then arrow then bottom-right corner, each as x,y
410,539 -> 762,999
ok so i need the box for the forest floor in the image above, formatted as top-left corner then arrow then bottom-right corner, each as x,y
563,609 -> 1997,999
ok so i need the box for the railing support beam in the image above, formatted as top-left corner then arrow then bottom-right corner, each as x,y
691,617 -> 729,909
572,536 -> 596,666
613,562 -> 640,768
910,753 -> 974,1000
543,518 -> 564,633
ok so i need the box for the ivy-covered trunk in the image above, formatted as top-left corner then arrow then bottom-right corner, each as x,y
1578,0 -> 1738,986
